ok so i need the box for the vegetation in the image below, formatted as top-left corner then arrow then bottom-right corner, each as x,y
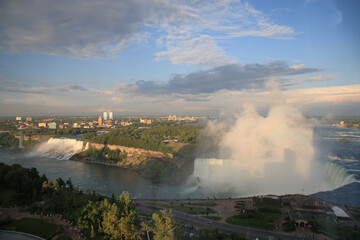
0,163 -> 47,205
147,202 -> 216,215
331,117 -> 360,129
315,219 -> 360,240
82,147 -> 127,164
195,227 -> 245,240
282,214 -> 296,232
91,124 -> 201,154
0,218 -> 61,239
226,206 -> 281,231
0,163 -> 184,240
186,201 -> 217,207
151,209 -> 176,240
143,158 -> 179,183
82,131 -> 97,140
0,132 -> 18,147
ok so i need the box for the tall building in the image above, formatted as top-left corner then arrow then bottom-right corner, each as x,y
98,116 -> 103,127
103,112 -> 109,121
25,117 -> 32,121
103,111 -> 113,121
16,117 -> 22,121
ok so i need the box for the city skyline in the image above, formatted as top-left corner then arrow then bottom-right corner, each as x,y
0,0 -> 359,117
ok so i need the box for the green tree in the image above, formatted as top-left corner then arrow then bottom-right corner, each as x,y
140,220 -> 153,240
78,201 -> 102,238
119,210 -> 137,240
152,209 -> 176,240
102,202 -> 122,239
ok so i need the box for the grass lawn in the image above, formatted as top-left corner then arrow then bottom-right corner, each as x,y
185,202 -> 217,207
226,206 -> 281,231
146,202 -> 216,215
203,216 -> 222,221
136,209 -> 154,217
0,218 -> 60,239
317,220 -> 358,240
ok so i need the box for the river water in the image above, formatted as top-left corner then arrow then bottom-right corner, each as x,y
0,126 -> 359,200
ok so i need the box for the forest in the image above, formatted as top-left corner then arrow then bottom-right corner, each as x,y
0,163 -> 246,240
91,124 -> 201,154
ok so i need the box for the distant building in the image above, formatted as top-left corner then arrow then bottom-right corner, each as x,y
107,119 -> 114,126
38,122 -> 47,128
25,117 -> 33,121
103,111 -> 114,121
140,118 -> 152,125
98,116 -> 103,127
16,117 -> 22,121
103,112 -> 109,121
48,122 -> 58,129
168,114 -> 177,121
121,121 -> 132,126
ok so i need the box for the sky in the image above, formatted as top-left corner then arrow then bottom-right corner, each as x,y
0,0 -> 359,117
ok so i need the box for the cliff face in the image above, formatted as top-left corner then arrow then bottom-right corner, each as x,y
77,143 -> 173,170
88,143 -> 172,159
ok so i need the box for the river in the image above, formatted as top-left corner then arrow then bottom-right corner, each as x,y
0,126 -> 359,200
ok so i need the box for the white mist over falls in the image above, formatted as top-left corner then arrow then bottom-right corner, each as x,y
188,104 -> 356,196
29,138 -> 89,160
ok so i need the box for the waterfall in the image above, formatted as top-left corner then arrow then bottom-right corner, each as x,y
188,158 -> 356,196
29,138 -> 89,160
322,161 -> 356,188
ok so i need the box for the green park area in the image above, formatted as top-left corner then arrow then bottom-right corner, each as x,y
0,218 -> 60,239
147,202 -> 217,215
226,206 -> 281,231
315,219 -> 357,240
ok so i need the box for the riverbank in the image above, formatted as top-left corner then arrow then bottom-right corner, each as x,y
70,145 -> 194,184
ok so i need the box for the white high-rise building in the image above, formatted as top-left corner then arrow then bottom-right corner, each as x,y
103,112 -> 109,121
109,111 -> 113,120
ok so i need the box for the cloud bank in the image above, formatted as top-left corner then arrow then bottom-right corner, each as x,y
0,0 -> 296,65
113,61 -> 322,95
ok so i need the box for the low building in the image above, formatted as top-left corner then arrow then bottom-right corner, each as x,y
332,206 -> 351,221
48,122 -> 58,129
121,121 -> 132,126
25,117 -> 33,121
38,122 -> 47,128
290,211 -> 310,228
107,119 -> 114,126
16,117 -> 22,121
140,118 -> 152,125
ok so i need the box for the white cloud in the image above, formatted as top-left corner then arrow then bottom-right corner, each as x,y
153,0 -> 296,65
0,0 -> 164,58
0,0 -> 296,64
155,35 -> 237,65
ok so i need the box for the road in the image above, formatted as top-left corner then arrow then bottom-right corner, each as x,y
136,203 -> 301,240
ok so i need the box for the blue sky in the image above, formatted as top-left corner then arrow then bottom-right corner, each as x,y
0,0 -> 359,116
